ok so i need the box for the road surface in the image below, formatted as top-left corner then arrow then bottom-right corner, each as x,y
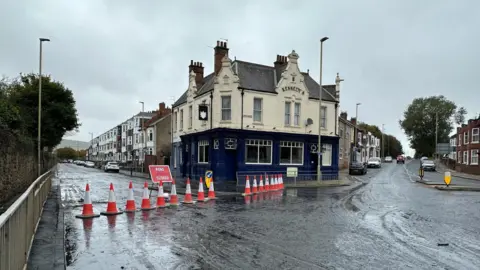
56,163 -> 480,269
405,160 -> 480,186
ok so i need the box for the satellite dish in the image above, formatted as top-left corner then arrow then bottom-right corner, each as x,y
305,118 -> 314,126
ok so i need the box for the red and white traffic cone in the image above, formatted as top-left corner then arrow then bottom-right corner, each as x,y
170,180 -> 180,206
76,183 -> 100,219
101,183 -> 123,215
197,177 -> 208,202
279,174 -> 284,189
156,181 -> 169,208
265,175 -> 270,192
272,175 -> 278,191
182,178 -> 196,204
141,181 -> 155,210
125,181 -> 137,212
208,179 -> 216,200
243,176 -> 252,196
258,175 -> 264,193
252,176 -> 258,194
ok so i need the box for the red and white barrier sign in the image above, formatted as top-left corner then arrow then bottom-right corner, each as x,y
149,165 -> 173,183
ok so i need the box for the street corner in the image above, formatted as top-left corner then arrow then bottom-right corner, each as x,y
434,186 -> 480,192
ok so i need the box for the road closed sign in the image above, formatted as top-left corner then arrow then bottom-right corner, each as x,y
149,165 -> 173,184
205,170 -> 213,188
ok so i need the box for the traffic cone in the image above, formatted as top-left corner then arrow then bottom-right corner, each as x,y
252,176 -> 258,194
182,178 -> 196,204
101,183 -> 123,216
141,181 -> 155,210
279,174 -> 284,189
258,175 -> 264,193
76,183 -> 100,219
265,175 -> 270,192
197,177 -> 208,202
169,180 -> 180,206
272,175 -> 278,191
156,181 -> 169,208
208,179 -> 216,200
125,181 -> 137,212
242,176 -> 252,196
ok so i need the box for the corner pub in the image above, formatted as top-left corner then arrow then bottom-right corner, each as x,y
171,40 -> 343,191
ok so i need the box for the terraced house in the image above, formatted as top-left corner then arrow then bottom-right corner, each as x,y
171,41 -> 343,190
456,117 -> 480,174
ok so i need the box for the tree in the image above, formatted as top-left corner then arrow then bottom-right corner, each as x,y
455,106 -> 468,125
399,95 -> 465,157
76,149 -> 86,159
4,73 -> 80,149
56,147 -> 78,160
384,134 -> 403,157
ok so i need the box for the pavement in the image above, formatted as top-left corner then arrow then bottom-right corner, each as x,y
435,161 -> 480,181
29,163 -> 480,269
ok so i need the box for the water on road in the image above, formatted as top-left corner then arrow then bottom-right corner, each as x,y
58,163 -> 480,270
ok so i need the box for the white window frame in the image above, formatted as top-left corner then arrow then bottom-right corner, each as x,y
471,150 -> 478,165
464,132 -> 469,144
457,151 -> 461,163
279,141 -> 304,165
472,128 -> 479,143
253,97 -> 262,123
188,105 -> 193,128
294,103 -> 301,126
180,109 -> 184,130
245,139 -> 273,165
148,129 -> 153,141
320,106 -> 327,128
322,144 -> 332,166
284,101 -> 291,126
221,96 -> 231,121
463,151 -> 468,165
198,140 -> 209,164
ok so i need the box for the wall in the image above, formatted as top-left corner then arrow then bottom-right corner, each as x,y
154,114 -> 172,164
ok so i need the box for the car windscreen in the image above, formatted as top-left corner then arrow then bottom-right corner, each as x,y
108,162 -> 118,165
423,160 -> 434,164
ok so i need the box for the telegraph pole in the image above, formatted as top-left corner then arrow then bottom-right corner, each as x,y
381,124 -> 385,159
435,112 -> 438,160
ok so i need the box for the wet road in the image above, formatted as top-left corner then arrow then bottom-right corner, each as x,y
405,160 -> 480,186
59,163 -> 480,270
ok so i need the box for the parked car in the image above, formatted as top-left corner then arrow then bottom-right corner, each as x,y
384,156 -> 393,163
367,157 -> 382,168
396,155 -> 405,164
85,161 -> 95,168
421,160 -> 436,171
349,161 -> 367,175
104,162 -> 120,173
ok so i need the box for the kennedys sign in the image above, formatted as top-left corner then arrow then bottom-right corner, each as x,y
281,86 -> 304,95
198,104 -> 208,121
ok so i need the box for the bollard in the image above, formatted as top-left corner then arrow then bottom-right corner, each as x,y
419,167 -> 424,180
444,171 -> 451,187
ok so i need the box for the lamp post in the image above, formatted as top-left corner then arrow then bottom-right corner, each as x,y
139,101 -> 146,173
355,102 -> 361,162
37,37 -> 50,176
317,37 -> 329,182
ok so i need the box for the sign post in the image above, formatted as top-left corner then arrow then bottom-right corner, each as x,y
286,167 -> 298,186
444,171 -> 451,187
205,170 -> 213,189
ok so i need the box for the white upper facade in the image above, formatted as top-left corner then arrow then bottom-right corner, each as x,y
172,44 -> 343,143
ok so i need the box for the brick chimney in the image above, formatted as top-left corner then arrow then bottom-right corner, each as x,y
188,60 -> 204,88
340,111 -> 348,120
274,55 -> 288,82
214,41 -> 229,75
350,117 -> 357,126
158,102 -> 171,117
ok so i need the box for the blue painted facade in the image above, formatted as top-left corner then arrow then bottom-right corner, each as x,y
171,128 -> 339,191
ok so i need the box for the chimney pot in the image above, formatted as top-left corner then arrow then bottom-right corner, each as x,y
214,40 -> 229,75
190,60 -> 193,65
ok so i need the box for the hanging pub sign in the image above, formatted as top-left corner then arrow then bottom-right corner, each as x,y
198,104 -> 209,121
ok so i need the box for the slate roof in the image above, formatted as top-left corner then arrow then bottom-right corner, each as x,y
173,60 -> 337,108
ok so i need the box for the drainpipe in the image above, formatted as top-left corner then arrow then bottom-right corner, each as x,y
210,91 -> 213,129
334,103 -> 338,135
239,87 -> 244,129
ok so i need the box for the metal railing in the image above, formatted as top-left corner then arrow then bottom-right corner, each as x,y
0,168 -> 54,270
236,170 -> 342,188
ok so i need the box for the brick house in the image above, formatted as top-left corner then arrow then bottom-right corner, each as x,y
143,103 -> 172,169
338,112 -> 355,169
455,118 -> 480,174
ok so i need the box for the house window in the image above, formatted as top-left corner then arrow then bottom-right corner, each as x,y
339,147 -> 344,159
464,132 -> 469,144
294,103 -> 301,126
279,141 -> 304,165
174,112 -> 178,131
245,139 -> 272,164
472,128 -> 479,143
284,102 -> 291,125
135,134 -> 139,144
221,96 -> 231,121
180,109 -> 184,130
463,151 -> 468,164
148,130 -> 153,141
320,106 -> 327,128
253,98 -> 262,122
458,151 -> 461,163
148,148 -> 153,155
198,140 -> 209,163
471,150 -> 478,165
188,105 -> 193,128
122,138 -> 126,147
322,144 -> 332,166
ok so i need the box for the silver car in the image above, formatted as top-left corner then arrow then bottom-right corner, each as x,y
421,160 -> 436,171
104,162 -> 120,173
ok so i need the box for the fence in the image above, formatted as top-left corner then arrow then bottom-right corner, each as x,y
236,170 -> 342,189
0,168 -> 54,270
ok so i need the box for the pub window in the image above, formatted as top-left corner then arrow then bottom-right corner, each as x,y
253,98 -> 262,122
245,139 -> 272,164
188,105 -> 193,128
221,96 -> 231,121
180,109 -> 184,130
279,141 -> 304,165
320,106 -> 327,128
284,102 -> 291,125
294,103 -> 301,126
198,140 -> 210,163
322,144 -> 332,166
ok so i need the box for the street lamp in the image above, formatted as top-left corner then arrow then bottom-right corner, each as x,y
317,36 -> 329,182
38,37 -> 50,177
355,102 -> 361,161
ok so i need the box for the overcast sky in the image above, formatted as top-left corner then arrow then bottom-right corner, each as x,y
2,0 -> 479,156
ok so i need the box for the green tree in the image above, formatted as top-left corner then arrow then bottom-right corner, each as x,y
384,134 -> 403,157
56,147 -> 78,160
4,73 -> 80,149
399,95 -> 466,157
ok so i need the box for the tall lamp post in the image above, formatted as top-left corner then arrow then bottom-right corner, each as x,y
38,38 -> 50,176
355,102 -> 361,162
139,101 -> 146,173
317,36 -> 329,182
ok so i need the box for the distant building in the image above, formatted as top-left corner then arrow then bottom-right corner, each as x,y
338,112 -> 355,169
142,103 -> 172,169
449,134 -> 457,160
455,118 -> 480,174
